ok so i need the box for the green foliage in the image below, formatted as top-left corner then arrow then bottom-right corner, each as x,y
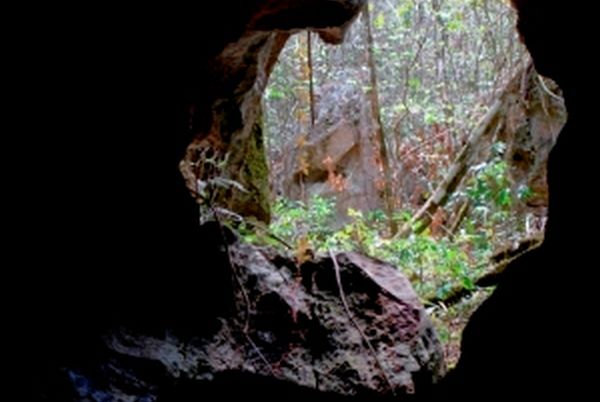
466,158 -> 511,208
446,13 -> 464,33
517,184 -> 534,202
396,2 -> 414,27
260,0 -> 533,360
374,13 -> 386,29
463,143 -> 516,233
260,195 -> 337,249
247,194 -> 502,367
382,233 -> 480,300
247,196 -> 487,302
244,140 -> 522,301
265,87 -> 288,101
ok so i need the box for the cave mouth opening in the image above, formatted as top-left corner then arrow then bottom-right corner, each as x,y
22,2 -> 588,401
257,0 -> 565,366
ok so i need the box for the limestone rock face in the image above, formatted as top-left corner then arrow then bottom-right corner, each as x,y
499,64 -> 566,216
180,0 -> 367,223
281,81 -> 385,225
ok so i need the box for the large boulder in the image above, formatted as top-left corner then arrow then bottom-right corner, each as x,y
45,230 -> 444,400
281,81 -> 385,224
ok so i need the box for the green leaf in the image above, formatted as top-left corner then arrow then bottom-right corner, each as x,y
408,77 -> 421,91
447,19 -> 463,32
496,188 -> 512,207
518,185 -> 534,201
266,88 -> 286,100
374,13 -> 385,29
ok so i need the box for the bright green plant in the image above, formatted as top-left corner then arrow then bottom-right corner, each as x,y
247,198 -> 486,302
267,195 -> 337,250
465,142 -> 512,210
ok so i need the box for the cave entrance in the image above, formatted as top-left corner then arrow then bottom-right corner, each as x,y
259,0 -> 565,366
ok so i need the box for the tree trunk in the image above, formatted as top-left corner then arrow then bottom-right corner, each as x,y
307,31 -> 316,127
398,97 -> 505,238
364,2 -> 397,235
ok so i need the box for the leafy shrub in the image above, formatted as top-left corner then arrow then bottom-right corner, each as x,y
246,196 -> 489,302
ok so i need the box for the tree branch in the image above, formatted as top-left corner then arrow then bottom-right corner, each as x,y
398,97 -> 504,238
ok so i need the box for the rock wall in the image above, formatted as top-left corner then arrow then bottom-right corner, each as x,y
47,233 -> 444,400
441,2 -> 596,400
281,81 -> 385,224
499,63 -> 566,216
180,1 -> 366,223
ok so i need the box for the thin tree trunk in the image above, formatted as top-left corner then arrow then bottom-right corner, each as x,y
448,199 -> 470,237
364,2 -> 397,235
307,31 -> 316,127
